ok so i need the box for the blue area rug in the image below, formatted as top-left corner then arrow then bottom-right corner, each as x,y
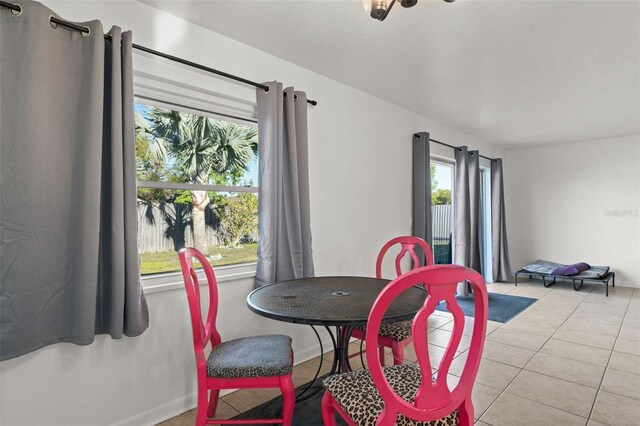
436,291 -> 537,323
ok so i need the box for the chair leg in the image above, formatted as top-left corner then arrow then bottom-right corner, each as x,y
391,341 -> 405,365
457,397 -> 474,426
195,383 -> 209,426
379,345 -> 386,366
280,375 -> 295,426
321,391 -> 337,426
207,389 -> 219,418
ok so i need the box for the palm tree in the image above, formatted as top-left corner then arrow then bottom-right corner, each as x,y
137,107 -> 257,255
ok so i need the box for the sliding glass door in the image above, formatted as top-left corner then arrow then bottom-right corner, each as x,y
431,159 -> 493,283
431,160 -> 454,264
481,166 -> 493,283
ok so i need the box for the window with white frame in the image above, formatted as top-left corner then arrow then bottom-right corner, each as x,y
135,101 -> 259,276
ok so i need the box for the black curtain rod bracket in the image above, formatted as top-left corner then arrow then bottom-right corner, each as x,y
283,92 -> 318,106
0,1 -> 317,106
0,0 -> 19,13
420,135 -> 496,162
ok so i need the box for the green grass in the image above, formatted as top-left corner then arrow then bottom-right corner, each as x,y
140,243 -> 258,275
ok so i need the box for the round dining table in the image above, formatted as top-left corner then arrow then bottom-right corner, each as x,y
246,276 -> 427,399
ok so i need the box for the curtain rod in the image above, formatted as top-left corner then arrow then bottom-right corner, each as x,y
0,1 -> 318,106
421,134 -> 497,162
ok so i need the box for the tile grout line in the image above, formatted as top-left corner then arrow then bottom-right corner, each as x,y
487,309 -> 626,353
219,285 -> 634,422
585,291 -> 633,424
418,301 -> 508,422
498,390 -> 590,422
471,284 -> 540,422
535,346 -> 609,368
483,286 -> 637,425
479,285 -> 598,425
516,367 -> 602,391
524,285 -> 626,426
164,286 -> 638,425
462,286 -> 525,423
451,369 -> 593,422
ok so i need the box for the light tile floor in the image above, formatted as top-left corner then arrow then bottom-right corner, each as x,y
159,280 -> 640,426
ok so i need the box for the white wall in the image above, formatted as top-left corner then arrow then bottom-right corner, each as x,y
505,134 -> 640,287
0,1 -> 503,425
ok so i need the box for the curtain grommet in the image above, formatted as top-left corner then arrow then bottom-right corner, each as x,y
81,27 -> 90,38
10,4 -> 22,16
49,15 -> 57,29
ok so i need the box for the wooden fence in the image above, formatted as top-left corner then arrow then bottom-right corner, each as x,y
138,202 -> 453,254
137,203 -> 222,253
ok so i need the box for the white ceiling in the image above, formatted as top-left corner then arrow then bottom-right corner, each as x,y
141,0 -> 640,149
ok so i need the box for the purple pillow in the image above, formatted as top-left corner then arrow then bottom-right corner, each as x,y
551,262 -> 591,276
571,262 -> 591,272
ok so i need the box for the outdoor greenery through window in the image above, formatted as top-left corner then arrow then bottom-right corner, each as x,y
135,102 -> 259,275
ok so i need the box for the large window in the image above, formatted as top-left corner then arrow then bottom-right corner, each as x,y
135,102 -> 259,275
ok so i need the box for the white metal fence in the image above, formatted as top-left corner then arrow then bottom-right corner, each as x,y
432,204 -> 452,241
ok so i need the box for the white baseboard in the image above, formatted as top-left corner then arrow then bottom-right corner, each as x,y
618,283 -> 640,289
112,391 -> 197,426
111,338 -> 335,426
294,337 -> 335,364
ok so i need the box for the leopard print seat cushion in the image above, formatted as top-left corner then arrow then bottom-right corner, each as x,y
323,364 -> 459,426
206,334 -> 293,379
354,320 -> 413,342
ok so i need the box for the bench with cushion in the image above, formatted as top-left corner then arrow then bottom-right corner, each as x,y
515,259 -> 615,296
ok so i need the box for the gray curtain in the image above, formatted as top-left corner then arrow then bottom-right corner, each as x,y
454,147 -> 483,295
0,1 -> 148,361
468,150 -> 483,274
491,159 -> 513,282
255,82 -> 314,286
454,147 -> 470,295
412,132 -> 433,255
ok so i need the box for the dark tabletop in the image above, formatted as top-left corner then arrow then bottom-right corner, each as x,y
247,276 -> 427,326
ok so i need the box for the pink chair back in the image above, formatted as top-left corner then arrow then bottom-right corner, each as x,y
375,236 -> 434,279
179,248 -> 222,363
365,265 -> 488,425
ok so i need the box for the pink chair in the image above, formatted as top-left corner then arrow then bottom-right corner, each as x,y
347,236 -> 434,368
323,264 -> 488,426
179,248 -> 295,425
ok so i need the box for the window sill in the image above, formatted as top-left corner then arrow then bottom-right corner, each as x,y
141,262 -> 257,295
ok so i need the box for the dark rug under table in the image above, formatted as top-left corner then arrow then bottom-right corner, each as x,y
435,291 -> 537,323
232,377 -> 344,426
